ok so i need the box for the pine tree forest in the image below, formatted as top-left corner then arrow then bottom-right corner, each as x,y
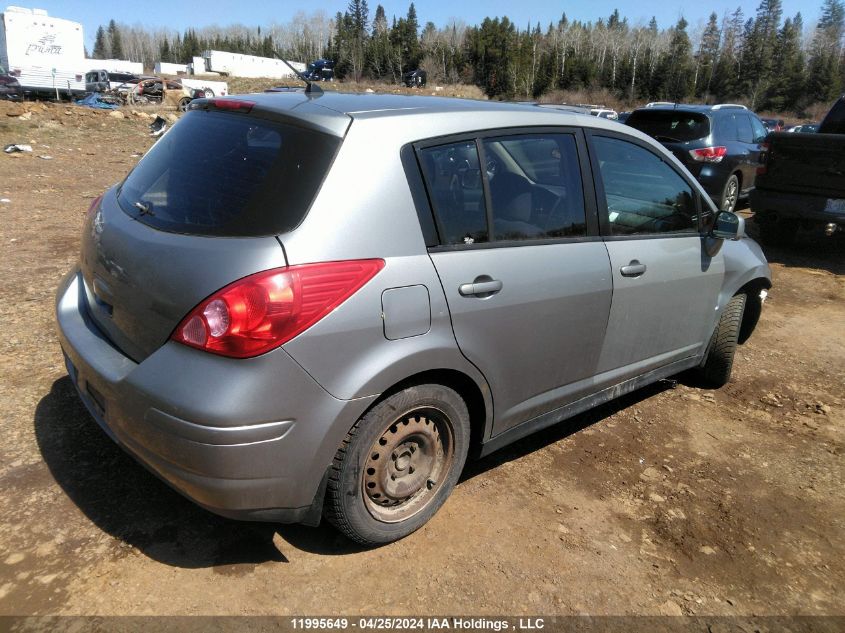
89,0 -> 845,114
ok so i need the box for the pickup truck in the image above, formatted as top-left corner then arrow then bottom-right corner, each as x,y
751,96 -> 845,245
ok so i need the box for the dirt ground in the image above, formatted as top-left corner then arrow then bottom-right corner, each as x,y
0,101 -> 843,618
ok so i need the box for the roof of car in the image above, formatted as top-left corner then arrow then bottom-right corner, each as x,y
247,90 -> 544,117
632,103 -> 747,115
222,89 -> 615,137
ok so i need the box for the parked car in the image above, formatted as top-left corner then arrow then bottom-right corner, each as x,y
785,123 -> 818,133
626,104 -> 769,212
56,92 -> 771,545
751,96 -> 845,244
403,69 -> 427,88
760,117 -> 784,132
0,65 -> 21,100
617,111 -> 632,123
590,107 -> 618,120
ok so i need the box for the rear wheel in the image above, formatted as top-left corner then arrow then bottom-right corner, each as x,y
203,88 -> 214,98
325,384 -> 470,545
698,293 -> 746,387
720,174 -> 739,212
178,97 -> 191,112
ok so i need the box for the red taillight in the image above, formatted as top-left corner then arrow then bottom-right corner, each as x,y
172,259 -> 385,358
86,194 -> 103,219
689,146 -> 728,163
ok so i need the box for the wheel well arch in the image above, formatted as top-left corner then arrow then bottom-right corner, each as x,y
736,277 -> 771,344
365,369 -> 489,452
732,170 -> 743,190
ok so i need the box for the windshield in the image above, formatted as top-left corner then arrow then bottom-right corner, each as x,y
626,110 -> 710,142
117,110 -> 341,236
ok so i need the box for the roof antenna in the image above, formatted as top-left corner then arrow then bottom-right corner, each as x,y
272,51 -> 323,95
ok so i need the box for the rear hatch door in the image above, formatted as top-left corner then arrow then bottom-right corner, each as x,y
80,106 -> 343,362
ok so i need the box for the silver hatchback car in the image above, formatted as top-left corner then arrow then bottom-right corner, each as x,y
56,92 -> 771,545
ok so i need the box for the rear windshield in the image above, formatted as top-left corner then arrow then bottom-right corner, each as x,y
626,110 -> 710,142
117,110 -> 341,236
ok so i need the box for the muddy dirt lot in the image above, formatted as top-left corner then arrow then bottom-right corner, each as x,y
0,101 -> 843,617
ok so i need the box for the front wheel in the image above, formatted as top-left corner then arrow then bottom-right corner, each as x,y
325,384 -> 470,545
178,97 -> 191,112
698,293 -> 746,387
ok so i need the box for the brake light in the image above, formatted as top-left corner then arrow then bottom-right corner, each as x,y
86,194 -> 103,219
209,98 -> 254,112
689,146 -> 727,162
172,259 -> 385,358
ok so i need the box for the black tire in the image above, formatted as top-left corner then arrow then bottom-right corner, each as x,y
720,174 -> 739,212
178,97 -> 191,112
699,293 -> 746,387
203,88 -> 214,98
325,384 -> 470,545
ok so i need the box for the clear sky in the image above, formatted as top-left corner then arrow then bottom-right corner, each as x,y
21,0 -> 820,50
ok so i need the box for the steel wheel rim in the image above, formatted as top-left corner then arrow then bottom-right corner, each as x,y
362,407 -> 455,523
724,180 -> 738,211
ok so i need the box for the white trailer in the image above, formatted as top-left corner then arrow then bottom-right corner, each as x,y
86,58 -> 142,75
154,61 -> 188,75
203,49 -> 304,79
0,6 -> 86,97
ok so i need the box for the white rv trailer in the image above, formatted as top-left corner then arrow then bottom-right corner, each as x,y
86,58 -> 143,75
0,6 -> 86,97
203,50 -> 304,79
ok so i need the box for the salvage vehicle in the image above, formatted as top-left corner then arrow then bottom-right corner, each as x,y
0,64 -> 21,100
126,77 -> 200,110
85,69 -> 142,93
751,96 -> 845,245
56,92 -> 771,545
626,104 -> 768,212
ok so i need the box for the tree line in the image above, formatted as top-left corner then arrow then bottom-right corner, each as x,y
90,0 -> 845,112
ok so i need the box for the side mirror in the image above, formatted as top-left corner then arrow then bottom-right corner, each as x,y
710,210 -> 745,241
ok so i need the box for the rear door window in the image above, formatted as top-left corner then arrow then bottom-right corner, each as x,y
117,110 -> 340,236
750,116 -> 768,143
418,132 -> 588,245
483,134 -> 586,240
592,135 -> 697,235
625,110 -> 710,142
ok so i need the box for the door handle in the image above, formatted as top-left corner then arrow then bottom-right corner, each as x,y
459,279 -> 503,297
620,260 -> 647,277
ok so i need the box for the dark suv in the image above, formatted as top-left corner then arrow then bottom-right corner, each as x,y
626,104 -> 769,212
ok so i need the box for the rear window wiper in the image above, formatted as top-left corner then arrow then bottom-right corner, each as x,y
133,201 -> 155,216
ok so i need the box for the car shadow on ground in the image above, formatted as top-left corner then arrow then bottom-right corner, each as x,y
742,215 -> 844,275
36,376 -> 671,564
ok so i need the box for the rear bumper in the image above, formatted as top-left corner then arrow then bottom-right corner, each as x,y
750,189 -> 845,226
55,268 -> 375,523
